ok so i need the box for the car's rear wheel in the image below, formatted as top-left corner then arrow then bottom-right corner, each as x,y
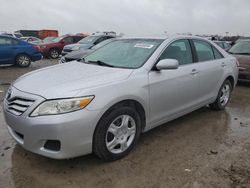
16,54 -> 31,67
93,106 -> 142,161
209,80 -> 232,110
49,49 -> 60,59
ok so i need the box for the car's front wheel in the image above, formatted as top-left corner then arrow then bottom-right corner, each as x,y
93,106 -> 142,161
49,49 -> 60,59
210,80 -> 232,110
16,54 -> 31,67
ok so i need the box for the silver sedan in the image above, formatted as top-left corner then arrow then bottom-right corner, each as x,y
3,35 -> 238,161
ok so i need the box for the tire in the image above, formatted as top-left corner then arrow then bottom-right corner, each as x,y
209,80 -> 232,111
93,106 -> 142,161
49,48 -> 60,59
16,54 -> 31,67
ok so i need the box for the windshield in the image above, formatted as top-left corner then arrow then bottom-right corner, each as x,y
91,39 -> 113,50
229,41 -> 250,54
52,36 -> 65,43
78,36 -> 100,44
84,39 -> 163,69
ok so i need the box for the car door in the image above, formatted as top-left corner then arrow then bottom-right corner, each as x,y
191,39 -> 225,103
0,37 -> 17,64
148,39 -> 200,127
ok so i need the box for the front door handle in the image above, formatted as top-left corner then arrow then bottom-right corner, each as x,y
191,69 -> 199,75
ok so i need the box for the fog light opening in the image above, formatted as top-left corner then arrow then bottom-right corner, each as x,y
44,140 -> 61,152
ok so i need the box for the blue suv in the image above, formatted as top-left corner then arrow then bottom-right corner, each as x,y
0,35 -> 42,67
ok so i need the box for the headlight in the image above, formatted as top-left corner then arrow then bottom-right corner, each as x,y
30,96 -> 94,117
59,57 -> 65,64
72,46 -> 80,51
40,45 -> 46,49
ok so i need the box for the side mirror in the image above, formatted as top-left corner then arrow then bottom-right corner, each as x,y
60,40 -> 65,44
156,59 -> 179,70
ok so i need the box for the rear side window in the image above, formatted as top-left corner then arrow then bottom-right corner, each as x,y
0,37 -> 13,45
159,39 -> 193,65
193,40 -> 214,62
63,37 -> 73,44
212,46 -> 224,59
95,37 -> 106,44
73,36 -> 83,43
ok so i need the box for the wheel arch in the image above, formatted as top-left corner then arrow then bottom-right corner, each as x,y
225,75 -> 235,89
95,99 -> 147,134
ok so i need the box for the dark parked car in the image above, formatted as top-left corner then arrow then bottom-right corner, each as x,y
60,39 -> 114,63
228,40 -> 250,82
214,41 -> 232,51
0,35 -> 42,67
62,34 -> 115,56
39,35 -> 86,59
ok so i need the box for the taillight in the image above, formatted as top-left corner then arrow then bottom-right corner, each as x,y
33,45 -> 41,52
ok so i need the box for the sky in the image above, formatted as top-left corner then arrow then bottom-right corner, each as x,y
0,0 -> 249,36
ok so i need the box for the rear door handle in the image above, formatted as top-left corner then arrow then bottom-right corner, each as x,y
221,62 -> 226,67
190,69 -> 199,75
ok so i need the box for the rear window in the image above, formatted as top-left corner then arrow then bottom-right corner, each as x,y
0,37 -> 18,45
212,46 -> 224,59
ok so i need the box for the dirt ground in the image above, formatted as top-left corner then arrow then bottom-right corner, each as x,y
0,59 -> 250,188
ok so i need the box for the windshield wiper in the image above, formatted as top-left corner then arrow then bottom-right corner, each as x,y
86,60 -> 114,67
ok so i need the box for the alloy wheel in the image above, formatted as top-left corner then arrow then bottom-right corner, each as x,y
18,55 -> 30,66
105,115 -> 136,154
220,83 -> 230,106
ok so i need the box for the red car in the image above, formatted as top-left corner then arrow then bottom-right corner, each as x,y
39,35 -> 86,59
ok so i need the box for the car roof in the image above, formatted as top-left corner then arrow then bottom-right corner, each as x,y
0,35 -> 17,39
119,34 -> 209,41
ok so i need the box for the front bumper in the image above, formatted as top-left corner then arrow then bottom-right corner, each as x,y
31,53 -> 43,61
3,87 -> 100,159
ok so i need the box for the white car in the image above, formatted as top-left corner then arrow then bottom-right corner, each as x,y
3,35 -> 239,161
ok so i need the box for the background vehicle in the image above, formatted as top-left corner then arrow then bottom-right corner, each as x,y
228,40 -> 250,82
16,29 -> 59,39
21,37 -> 42,44
214,41 -> 232,51
38,29 -> 58,39
61,34 -> 115,56
0,35 -> 42,67
3,36 -> 238,161
60,39 -> 115,63
39,35 -> 86,59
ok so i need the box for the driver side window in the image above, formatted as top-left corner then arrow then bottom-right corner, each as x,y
159,39 -> 193,65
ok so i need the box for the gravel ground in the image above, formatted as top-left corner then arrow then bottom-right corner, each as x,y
0,59 -> 250,188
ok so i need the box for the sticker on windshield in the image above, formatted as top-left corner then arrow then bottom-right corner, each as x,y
134,44 -> 154,49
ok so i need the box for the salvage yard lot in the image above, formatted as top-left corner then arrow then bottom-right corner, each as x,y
0,59 -> 250,187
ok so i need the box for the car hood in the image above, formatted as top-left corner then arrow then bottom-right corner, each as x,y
13,62 -> 133,99
65,49 -> 93,59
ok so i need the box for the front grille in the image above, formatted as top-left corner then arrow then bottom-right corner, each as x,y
6,96 -> 35,116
